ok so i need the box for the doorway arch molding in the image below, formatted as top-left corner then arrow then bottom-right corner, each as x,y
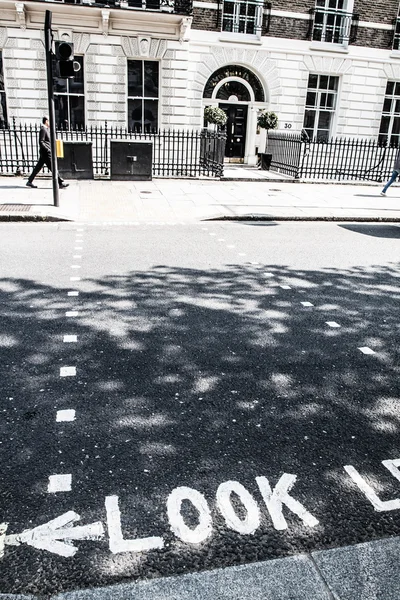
194,46 -> 281,106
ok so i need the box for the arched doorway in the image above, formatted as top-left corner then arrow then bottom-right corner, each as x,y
203,65 -> 266,163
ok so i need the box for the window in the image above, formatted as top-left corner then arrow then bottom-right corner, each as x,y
222,0 -> 263,35
128,60 -> 159,133
303,74 -> 338,141
0,51 -> 8,128
378,82 -> 400,146
312,0 -> 352,45
54,56 -> 85,130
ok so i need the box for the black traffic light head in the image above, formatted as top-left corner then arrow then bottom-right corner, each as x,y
55,41 -> 75,78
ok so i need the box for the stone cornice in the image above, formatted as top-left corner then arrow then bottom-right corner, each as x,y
0,0 -> 186,39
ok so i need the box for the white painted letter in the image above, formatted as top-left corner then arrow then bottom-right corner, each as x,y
344,465 -> 400,512
256,474 -> 319,530
216,480 -> 260,534
167,486 -> 212,544
105,495 -> 164,554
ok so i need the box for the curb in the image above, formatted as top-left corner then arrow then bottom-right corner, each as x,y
0,213 -> 73,222
204,215 -> 400,222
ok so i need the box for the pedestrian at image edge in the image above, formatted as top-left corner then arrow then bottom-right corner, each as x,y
26,116 -> 69,189
381,148 -> 400,196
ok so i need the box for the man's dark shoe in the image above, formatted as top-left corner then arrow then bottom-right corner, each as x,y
26,182 -> 37,188
59,183 -> 69,189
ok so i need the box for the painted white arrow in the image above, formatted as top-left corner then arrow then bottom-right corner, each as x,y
1,511 -> 104,558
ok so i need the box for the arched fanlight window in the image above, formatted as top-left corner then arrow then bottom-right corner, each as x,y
216,81 -> 251,102
203,65 -> 264,102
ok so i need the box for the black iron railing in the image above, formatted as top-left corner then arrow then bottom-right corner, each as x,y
0,120 -> 226,178
268,132 -> 398,182
393,16 -> 400,50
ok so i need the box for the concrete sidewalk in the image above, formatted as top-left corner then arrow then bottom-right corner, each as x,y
0,176 -> 399,223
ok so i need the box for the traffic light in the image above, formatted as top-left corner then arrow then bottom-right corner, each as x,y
55,41 -> 74,78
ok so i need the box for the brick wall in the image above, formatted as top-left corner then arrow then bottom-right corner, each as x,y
353,0 -> 399,24
353,27 -> 394,49
266,16 -> 310,39
192,7 -> 220,30
272,0 -> 314,13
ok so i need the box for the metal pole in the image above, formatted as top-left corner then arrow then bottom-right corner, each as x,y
45,10 -> 59,208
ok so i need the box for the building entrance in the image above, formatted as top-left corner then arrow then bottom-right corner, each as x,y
219,104 -> 248,160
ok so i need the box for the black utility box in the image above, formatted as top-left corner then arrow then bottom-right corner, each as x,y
259,153 -> 272,171
110,140 -> 153,181
58,141 -> 93,179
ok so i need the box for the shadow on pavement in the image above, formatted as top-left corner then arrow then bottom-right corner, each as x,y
0,261 -> 400,595
339,224 -> 400,238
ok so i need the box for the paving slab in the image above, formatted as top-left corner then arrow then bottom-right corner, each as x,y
313,535 -> 400,600
54,555 -> 331,600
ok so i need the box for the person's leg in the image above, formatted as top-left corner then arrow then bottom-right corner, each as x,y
44,154 -> 65,186
27,155 -> 45,184
382,170 -> 398,193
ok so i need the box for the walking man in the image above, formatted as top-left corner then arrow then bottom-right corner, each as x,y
26,116 -> 68,189
381,148 -> 400,196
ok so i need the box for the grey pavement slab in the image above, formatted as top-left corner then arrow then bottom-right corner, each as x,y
313,535 -> 400,600
54,555 -> 331,600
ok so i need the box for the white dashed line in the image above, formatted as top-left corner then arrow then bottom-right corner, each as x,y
209,233 -> 216,236
70,277 -> 81,282
56,409 -> 76,422
358,347 -> 376,355
227,245 -> 235,249
60,366 -> 76,377
73,255 -> 82,259
74,246 -> 83,250
71,265 -> 81,269
326,321 -> 340,328
264,273 -> 274,277
63,335 -> 77,343
65,311 -> 79,317
238,253 -> 246,256
218,239 -> 225,242
67,291 -> 79,297
48,474 -> 72,493
301,302 -> 314,307
280,285 -> 291,289
76,229 -> 85,232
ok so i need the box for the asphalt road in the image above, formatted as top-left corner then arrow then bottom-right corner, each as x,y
0,220 -> 400,597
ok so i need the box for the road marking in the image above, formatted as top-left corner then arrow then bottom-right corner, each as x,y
326,321 -> 340,328
209,233 -> 216,236
344,465 -> 400,511
67,291 -> 79,297
167,487 -> 212,544
301,302 -> 314,307
4,511 -> 103,557
70,277 -> 81,282
280,285 -> 291,289
256,474 -> 319,530
250,262 -> 260,265
56,409 -> 76,422
71,265 -> 81,269
66,311 -> 79,317
76,229 -> 85,232
264,272 -> 274,277
74,247 -> 83,251
63,335 -> 77,343
217,481 -> 260,535
358,347 -> 375,355
382,458 -> 400,483
73,255 -> 82,259
238,253 -> 246,256
227,245 -> 235,249
47,474 -> 72,493
105,495 -> 164,554
60,366 -> 76,377
218,238 -> 225,242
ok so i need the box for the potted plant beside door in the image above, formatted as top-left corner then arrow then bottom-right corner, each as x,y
204,106 -> 228,130
257,111 -> 278,170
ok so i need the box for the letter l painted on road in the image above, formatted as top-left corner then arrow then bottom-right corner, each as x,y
105,495 -> 164,554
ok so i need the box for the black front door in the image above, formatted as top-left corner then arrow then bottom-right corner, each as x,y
219,103 -> 248,159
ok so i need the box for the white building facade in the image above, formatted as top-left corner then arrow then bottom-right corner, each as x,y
1,0 -> 400,164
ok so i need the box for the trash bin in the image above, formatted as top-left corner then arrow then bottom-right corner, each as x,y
260,153 -> 272,171
58,141 -> 93,179
110,140 -> 153,181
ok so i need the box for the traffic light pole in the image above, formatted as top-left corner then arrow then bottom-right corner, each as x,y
44,10 -> 59,208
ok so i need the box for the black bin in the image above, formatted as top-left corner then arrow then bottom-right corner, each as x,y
110,141 -> 152,181
58,141 -> 93,179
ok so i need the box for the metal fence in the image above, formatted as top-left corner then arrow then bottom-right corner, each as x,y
0,120 -> 226,178
268,132 -> 398,182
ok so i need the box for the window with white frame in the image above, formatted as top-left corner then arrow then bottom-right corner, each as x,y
312,0 -> 353,45
0,51 -> 8,128
128,60 -> 159,133
378,82 -> 400,146
303,74 -> 338,141
222,0 -> 264,36
53,56 -> 85,130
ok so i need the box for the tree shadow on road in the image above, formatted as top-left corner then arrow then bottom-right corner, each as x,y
0,260 -> 400,596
